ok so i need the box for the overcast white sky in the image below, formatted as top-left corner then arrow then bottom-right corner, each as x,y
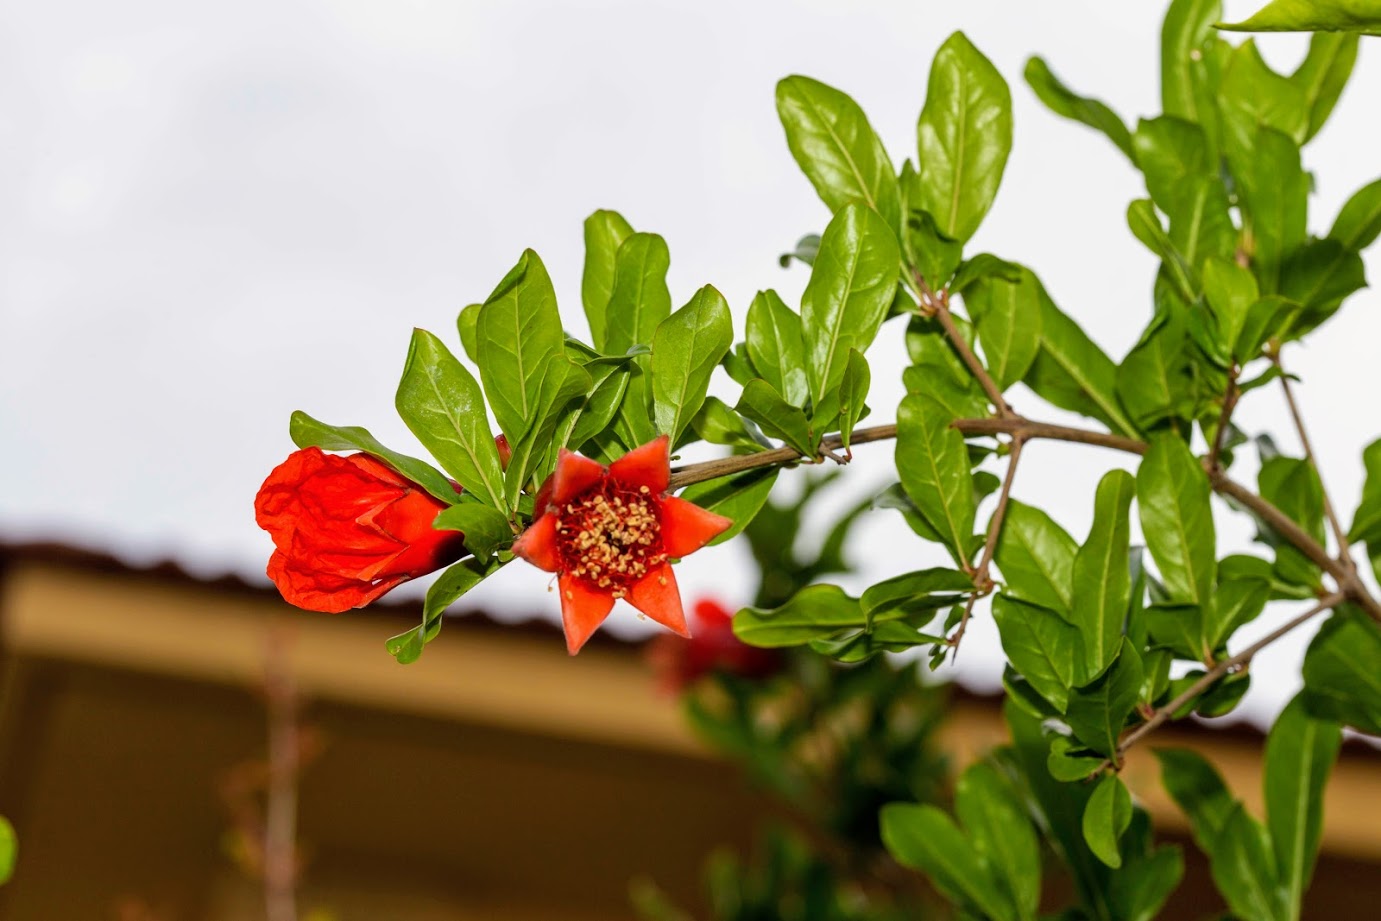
1,0 -> 1377,725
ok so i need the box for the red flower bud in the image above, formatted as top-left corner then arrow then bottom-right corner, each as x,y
647,599 -> 783,692
254,447 -> 467,613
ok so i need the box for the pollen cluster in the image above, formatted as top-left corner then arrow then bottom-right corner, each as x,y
556,483 -> 665,597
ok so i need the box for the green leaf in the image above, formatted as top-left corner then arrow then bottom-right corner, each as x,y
677,468 -> 778,547
1239,127 -> 1308,295
775,75 -> 901,232
1072,470 -> 1135,681
1047,735 -> 1106,781
745,290 -> 809,408
897,391 -> 976,565
650,285 -> 733,444
1219,0 -> 1381,34
1258,456 -> 1325,588
735,379 -> 813,456
1205,577 -> 1271,651
476,249 -> 566,445
1221,40 -> 1309,152
967,267 -> 1042,390
1117,309 -> 1195,430
1132,116 -> 1235,270
395,329 -> 506,510
288,410 -> 459,506
733,584 -> 861,647
1203,257 -> 1260,360
0,815 -> 15,885
457,302 -> 482,364
902,203 -> 963,290
1264,694 -> 1342,918
1163,0 -> 1227,142
779,232 -> 821,268
1083,775 -> 1133,868
604,232 -> 672,356
994,500 -> 1077,615
955,762 -> 1042,921
1137,434 -> 1216,605
1023,56 -> 1134,159
1350,438 -> 1381,543
432,502 -> 512,564
1236,295 -> 1300,360
503,356 -> 591,507
1156,747 -> 1237,852
1109,843 -> 1185,921
1024,276 -> 1140,437
1214,806 -> 1288,921
916,31 -> 1013,242
801,202 -> 901,408
880,803 -> 1016,921
992,594 -> 1082,713
690,396 -> 764,451
1279,238 -> 1368,338
860,567 -> 974,621
1330,177 -> 1381,253
1302,608 -> 1381,735
386,557 -> 503,664
1064,640 -> 1143,757
1291,32 -> 1360,141
582,209 -> 635,350
950,252 -> 1023,293
836,349 -> 869,451
564,360 -> 632,452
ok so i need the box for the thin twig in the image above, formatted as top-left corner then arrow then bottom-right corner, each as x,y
932,295 -> 1015,418
1274,355 -> 1355,572
1209,371 -> 1240,473
949,436 -> 1025,651
1109,593 -> 1345,766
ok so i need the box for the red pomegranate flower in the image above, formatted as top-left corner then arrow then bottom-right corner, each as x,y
255,447 -> 468,613
647,599 -> 784,692
512,435 -> 733,654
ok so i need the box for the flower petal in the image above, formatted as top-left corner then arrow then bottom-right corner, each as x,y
551,449 -> 606,507
608,435 -> 670,494
627,562 -> 690,638
659,496 -> 733,558
267,549 -> 405,612
512,512 -> 562,572
558,573 -> 616,655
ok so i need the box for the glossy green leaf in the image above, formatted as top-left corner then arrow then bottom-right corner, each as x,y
1236,295 -> 1299,360
1073,470 -> 1135,681
1259,456 -> 1325,588
476,249 -> 566,445
1163,0 -> 1226,139
1133,116 -> 1235,270
432,502 -> 512,564
897,391 -> 976,565
860,567 -> 973,621
504,356 -> 591,507
1220,40 -> 1309,154
1302,608 -> 1381,735
735,583 -> 905,647
690,396 -> 764,451
880,803 -> 1016,921
1265,694 -> 1342,917
564,360 -> 632,452
776,75 -> 901,231
836,349 -> 869,450
745,290 -> 809,408
736,379 -> 813,457
611,364 -> 659,450
1117,310 -> 1195,430
457,302 -> 482,364
1291,32 -> 1360,140
1279,238 -> 1368,338
1024,56 -> 1134,159
604,232 -> 672,356
950,252 -> 1023,293
1206,577 -> 1271,651
992,594 -> 1082,713
386,557 -> 503,664
650,285 -> 733,444
1213,806 -> 1287,921
1083,775 -> 1133,868
1157,747 -> 1238,852
1024,277 -> 1140,437
902,204 -> 963,290
779,232 -> 821,268
1047,735 -> 1106,781
678,468 -> 778,547
1126,200 -> 1194,302
1330,177 -> 1381,253
967,267 -> 1042,390
955,762 -> 1041,921
581,209 -> 635,350
801,202 -> 901,407
1137,434 -> 1216,605
1219,0 -> 1381,34
1349,438 -> 1381,543
994,500 -> 1077,615
1203,257 -> 1260,359
1109,843 -> 1185,921
288,410 -> 459,506
395,329 -> 506,509
1064,640 -> 1143,757
916,31 -> 1013,242
1241,128 -> 1308,295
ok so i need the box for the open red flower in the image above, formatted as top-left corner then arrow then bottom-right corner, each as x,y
512,435 -> 732,654
647,599 -> 784,692
255,447 -> 468,613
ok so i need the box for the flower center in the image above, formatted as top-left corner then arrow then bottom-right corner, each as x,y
556,482 -> 665,597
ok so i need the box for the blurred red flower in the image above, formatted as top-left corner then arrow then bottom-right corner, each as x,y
512,435 -> 732,654
647,599 -> 784,692
255,447 -> 467,612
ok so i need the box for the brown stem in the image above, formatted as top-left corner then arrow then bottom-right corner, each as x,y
264,631 -> 300,921
932,295 -> 1015,418
1209,372 -> 1240,473
1111,593 -> 1345,764
949,436 -> 1025,651
1275,356 -> 1355,572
